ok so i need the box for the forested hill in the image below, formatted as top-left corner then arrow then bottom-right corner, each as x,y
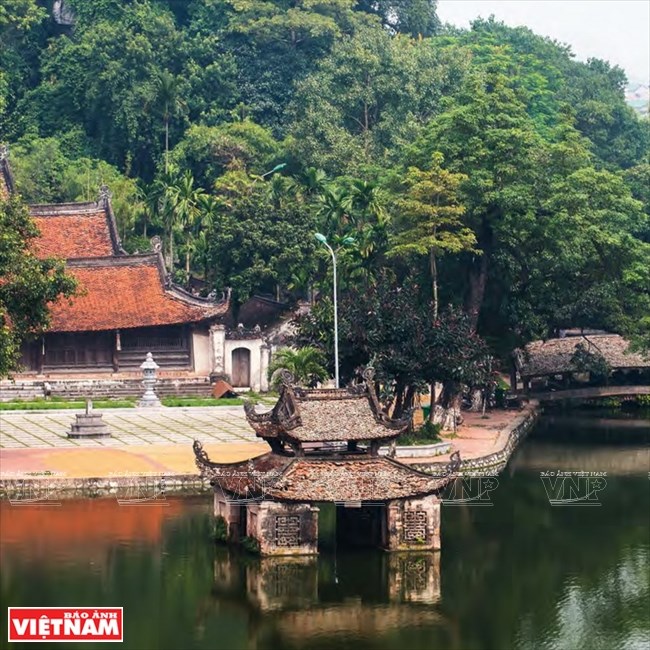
1,1 -> 649,362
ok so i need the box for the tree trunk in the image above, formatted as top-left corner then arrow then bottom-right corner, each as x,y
168,230 -> 174,271
466,252 -> 488,332
468,387 -> 483,412
404,385 -> 416,414
185,249 -> 191,286
427,382 -> 436,422
433,381 -> 463,431
430,247 -> 438,320
393,380 -> 405,418
165,118 -> 169,174
465,218 -> 493,332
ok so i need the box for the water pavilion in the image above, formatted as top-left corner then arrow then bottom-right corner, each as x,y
193,369 -> 458,555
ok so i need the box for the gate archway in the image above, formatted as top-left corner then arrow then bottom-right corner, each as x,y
231,348 -> 251,387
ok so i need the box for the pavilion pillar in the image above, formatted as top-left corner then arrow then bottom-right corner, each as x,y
246,501 -> 319,556
37,336 -> 45,374
112,329 -> 120,372
209,324 -> 226,377
383,495 -> 441,552
214,487 -> 244,542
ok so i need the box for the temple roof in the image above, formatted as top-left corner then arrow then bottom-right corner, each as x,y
193,442 -> 454,502
244,370 -> 410,445
30,200 -> 123,258
514,334 -> 650,378
49,255 -> 229,332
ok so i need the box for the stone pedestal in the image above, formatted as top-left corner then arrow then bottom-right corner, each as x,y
247,501 -> 319,556
384,495 -> 441,551
68,405 -> 110,439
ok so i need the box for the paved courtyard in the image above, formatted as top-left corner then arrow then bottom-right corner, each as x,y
0,406 -> 257,448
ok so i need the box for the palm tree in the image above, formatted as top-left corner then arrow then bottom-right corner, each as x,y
155,71 -> 185,173
166,171 -> 207,284
267,347 -> 329,388
148,166 -> 179,269
299,167 -> 328,197
195,194 -> 219,281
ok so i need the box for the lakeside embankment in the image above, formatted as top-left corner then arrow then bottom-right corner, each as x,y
0,403 -> 540,497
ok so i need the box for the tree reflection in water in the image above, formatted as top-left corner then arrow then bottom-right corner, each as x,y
1,413 -> 648,649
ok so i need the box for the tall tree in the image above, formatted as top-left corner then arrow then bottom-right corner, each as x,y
414,67 -> 543,330
155,70 -> 186,173
390,153 -> 475,317
165,171 -> 207,283
290,26 -> 468,172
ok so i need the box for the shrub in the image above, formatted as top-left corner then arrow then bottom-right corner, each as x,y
241,536 -> 260,554
214,516 -> 228,543
398,421 -> 442,446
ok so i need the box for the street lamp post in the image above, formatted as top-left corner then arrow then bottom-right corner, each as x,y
249,163 -> 287,193
315,233 -> 354,389
260,163 -> 287,179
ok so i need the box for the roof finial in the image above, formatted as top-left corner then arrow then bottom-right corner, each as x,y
150,236 -> 163,253
362,366 -> 376,383
0,144 -> 8,161
98,184 -> 111,208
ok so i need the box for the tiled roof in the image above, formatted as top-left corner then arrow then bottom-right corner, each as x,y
293,398 -> 403,442
514,334 -> 650,378
30,202 -> 121,258
48,256 -> 228,332
245,382 -> 409,445
268,457 -> 451,501
193,445 -> 452,502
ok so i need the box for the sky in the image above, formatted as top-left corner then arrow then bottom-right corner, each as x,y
437,0 -> 650,84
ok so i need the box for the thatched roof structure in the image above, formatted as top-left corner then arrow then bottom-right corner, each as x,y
514,334 -> 649,379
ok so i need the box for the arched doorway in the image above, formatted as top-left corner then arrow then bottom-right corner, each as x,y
231,348 -> 251,387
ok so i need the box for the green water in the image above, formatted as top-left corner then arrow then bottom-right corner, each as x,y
2,413 -> 649,650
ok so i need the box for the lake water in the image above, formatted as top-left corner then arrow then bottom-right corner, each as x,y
2,412 -> 649,649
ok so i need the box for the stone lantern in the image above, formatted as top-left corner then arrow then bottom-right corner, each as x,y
138,352 -> 161,407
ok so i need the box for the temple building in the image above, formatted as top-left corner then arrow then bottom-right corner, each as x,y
0,149 -> 278,394
194,369 -> 458,555
20,191 -> 231,376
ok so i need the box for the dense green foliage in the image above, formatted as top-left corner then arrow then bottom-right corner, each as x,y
1,0 -> 648,388
267,346 -> 328,388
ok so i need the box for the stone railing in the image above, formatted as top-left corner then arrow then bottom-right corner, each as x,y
0,475 -> 211,500
411,405 -> 540,476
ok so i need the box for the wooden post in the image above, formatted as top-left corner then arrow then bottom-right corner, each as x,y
112,330 -> 120,372
38,336 -> 45,374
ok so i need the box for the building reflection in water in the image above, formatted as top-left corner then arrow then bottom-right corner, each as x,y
210,549 -> 444,643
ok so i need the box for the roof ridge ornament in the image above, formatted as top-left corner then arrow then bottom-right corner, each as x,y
276,368 -> 295,388
0,144 -> 8,161
150,236 -> 163,253
362,366 -> 376,383
98,184 -> 111,208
